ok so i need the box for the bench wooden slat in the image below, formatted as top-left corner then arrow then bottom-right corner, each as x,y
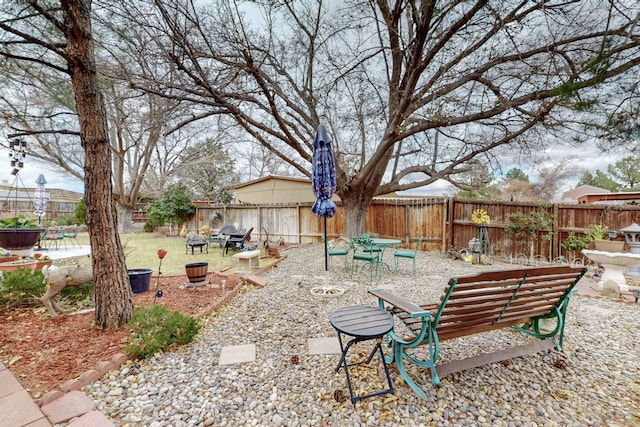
453,266 -> 580,284
444,290 -> 568,308
402,303 -> 552,333
448,279 -> 577,298
437,307 -> 552,333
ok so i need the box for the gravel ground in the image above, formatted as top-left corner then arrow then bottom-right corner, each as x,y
83,244 -> 640,426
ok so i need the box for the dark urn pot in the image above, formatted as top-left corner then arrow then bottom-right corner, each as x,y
128,268 -> 153,293
0,228 -> 45,251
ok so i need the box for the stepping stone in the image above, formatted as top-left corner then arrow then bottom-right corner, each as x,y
308,337 -> 341,355
219,344 -> 256,365
0,367 -> 24,398
41,390 -> 95,424
67,410 -> 114,427
0,389 -> 49,427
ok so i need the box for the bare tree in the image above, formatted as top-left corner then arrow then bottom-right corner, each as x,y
100,1 -> 640,236
501,159 -> 580,202
0,6 -> 209,233
176,138 -> 239,202
0,0 -> 133,329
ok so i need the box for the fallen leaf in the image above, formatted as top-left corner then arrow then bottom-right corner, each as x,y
8,355 -> 23,365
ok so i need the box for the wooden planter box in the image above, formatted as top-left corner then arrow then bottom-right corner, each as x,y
185,262 -> 208,283
593,240 -> 625,252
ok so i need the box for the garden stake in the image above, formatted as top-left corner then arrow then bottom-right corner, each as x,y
154,248 -> 167,302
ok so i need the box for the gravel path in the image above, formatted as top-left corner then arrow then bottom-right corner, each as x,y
84,244 -> 640,426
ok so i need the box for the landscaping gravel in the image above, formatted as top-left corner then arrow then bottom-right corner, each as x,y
83,244 -> 640,426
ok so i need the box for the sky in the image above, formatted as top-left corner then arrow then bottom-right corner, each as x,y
400,140 -> 621,198
0,2 -> 629,201
0,151 -> 84,194
1,139 -> 619,200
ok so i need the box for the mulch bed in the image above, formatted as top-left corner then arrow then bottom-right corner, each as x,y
0,271 -> 244,398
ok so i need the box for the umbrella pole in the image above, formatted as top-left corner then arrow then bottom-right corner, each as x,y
324,216 -> 329,272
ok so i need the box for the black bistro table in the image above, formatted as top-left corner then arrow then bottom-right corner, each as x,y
329,305 -> 394,404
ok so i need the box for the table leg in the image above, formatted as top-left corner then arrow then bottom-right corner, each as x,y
334,332 -> 394,404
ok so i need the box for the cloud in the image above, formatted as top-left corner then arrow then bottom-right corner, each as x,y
0,148 -> 84,193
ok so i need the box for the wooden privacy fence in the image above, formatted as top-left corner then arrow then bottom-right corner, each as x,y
186,198 -> 640,261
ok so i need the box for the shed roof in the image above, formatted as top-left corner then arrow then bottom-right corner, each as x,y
233,175 -> 310,190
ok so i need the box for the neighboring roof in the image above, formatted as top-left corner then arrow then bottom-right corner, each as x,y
233,175 -> 310,190
561,185 -> 611,203
0,181 -> 83,202
577,192 -> 640,204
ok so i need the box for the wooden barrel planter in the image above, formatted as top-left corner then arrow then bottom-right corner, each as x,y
185,262 -> 208,283
128,268 -> 153,293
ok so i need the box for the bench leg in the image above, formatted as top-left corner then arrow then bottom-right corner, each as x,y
392,341 -> 435,401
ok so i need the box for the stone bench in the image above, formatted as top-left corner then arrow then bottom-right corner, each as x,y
232,249 -> 261,272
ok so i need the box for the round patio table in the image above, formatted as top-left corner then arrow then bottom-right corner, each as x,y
370,238 -> 402,272
329,305 -> 394,403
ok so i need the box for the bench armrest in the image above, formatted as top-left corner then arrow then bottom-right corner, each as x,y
368,288 -> 430,318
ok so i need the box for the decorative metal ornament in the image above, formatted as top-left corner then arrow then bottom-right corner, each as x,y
471,209 -> 490,225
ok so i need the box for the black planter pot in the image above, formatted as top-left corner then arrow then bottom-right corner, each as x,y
128,268 -> 153,293
0,228 -> 45,250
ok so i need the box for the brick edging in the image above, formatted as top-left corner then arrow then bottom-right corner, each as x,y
39,352 -> 128,407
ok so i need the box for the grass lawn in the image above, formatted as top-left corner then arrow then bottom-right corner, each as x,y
72,232 -> 252,275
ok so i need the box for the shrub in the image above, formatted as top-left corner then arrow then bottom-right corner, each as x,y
0,268 -> 45,311
74,197 -> 87,225
125,305 -> 201,359
561,232 -> 591,253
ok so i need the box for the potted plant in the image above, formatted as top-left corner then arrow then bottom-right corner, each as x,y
586,223 -> 625,252
185,262 -> 208,284
0,215 -> 45,256
128,268 -> 154,293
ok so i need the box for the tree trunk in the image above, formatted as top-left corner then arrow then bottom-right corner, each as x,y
337,145 -> 392,238
116,205 -> 135,234
343,202 -> 367,238
64,0 -> 133,329
341,190 -> 375,238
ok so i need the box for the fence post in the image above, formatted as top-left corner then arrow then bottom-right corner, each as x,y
445,197 -> 454,252
552,203 -> 560,261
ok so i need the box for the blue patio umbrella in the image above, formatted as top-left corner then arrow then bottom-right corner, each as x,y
311,124 -> 337,273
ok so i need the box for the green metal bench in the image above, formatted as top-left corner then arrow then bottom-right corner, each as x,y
368,265 -> 587,400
